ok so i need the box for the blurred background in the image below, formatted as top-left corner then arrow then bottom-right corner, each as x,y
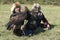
0,0 -> 60,6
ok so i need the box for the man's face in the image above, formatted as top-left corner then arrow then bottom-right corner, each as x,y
15,8 -> 20,13
34,6 -> 39,12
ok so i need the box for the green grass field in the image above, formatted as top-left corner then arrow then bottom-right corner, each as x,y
0,4 -> 60,40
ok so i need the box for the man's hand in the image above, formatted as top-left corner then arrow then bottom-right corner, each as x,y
44,24 -> 50,30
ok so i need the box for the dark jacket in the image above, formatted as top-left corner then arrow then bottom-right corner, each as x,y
27,10 -> 49,26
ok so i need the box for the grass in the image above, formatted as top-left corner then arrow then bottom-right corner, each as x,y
0,4 -> 60,40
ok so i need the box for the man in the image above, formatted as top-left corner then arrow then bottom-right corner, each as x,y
6,6 -> 30,36
26,3 -> 50,31
11,2 -> 21,14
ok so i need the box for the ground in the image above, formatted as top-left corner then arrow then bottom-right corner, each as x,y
0,4 -> 60,40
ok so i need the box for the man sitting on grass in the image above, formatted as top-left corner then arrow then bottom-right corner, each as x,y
26,3 -> 50,34
31,3 -> 50,30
